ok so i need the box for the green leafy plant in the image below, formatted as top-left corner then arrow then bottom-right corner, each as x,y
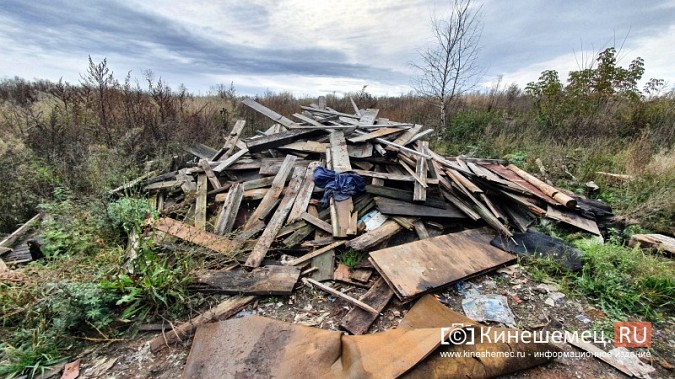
340,249 -> 362,268
106,196 -> 157,234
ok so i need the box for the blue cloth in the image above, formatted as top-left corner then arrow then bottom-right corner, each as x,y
313,166 -> 366,207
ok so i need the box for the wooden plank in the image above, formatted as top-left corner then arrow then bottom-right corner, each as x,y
185,143 -> 218,160
149,296 -> 254,353
346,220 -> 402,251
195,266 -> 301,295
628,234 -> 675,255
302,278 -> 378,314
214,182 -> 244,235
242,176 -> 276,190
349,268 -> 372,283
245,167 -> 305,267
301,212 -> 333,234
278,141 -> 328,154
152,217 -> 234,254
340,277 -> 394,335
349,96 -> 361,116
347,128 -> 400,143
413,141 -> 429,202
413,220 -> 430,240
195,175 -> 208,230
546,205 -> 601,235
365,185 -> 446,209
243,129 -> 322,152
198,159 -> 221,189
241,98 -> 297,128
213,148 -> 248,172
310,249 -> 335,282
482,163 -> 554,203
292,112 -> 324,127
286,241 -> 346,266
359,108 -> 379,124
109,171 -> 157,196
287,161 -> 320,223
213,119 -> 246,160
0,214 -> 41,248
370,228 -> 516,301
347,143 -> 373,158
507,164 -> 577,208
144,180 -> 183,191
333,198 -> 354,237
374,197 -> 465,219
351,169 -> 439,184
386,124 -> 423,151
329,130 -> 351,173
243,155 -> 297,230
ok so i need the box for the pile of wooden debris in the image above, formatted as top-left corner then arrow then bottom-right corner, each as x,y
104,97 -> 617,373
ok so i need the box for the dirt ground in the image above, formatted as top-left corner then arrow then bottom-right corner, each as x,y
46,264 -> 674,379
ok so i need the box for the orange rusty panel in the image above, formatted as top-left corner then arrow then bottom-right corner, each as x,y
370,228 -> 516,301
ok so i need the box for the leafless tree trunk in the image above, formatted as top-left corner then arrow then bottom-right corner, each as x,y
412,0 -> 482,134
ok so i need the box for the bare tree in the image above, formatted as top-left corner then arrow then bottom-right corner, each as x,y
412,0 -> 482,131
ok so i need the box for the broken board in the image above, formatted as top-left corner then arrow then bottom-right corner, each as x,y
370,228 -> 515,301
195,265 -> 301,295
374,197 -> 465,219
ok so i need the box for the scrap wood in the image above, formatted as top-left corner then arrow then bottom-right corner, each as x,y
507,164 -> 577,209
285,240 -> 346,266
302,278 -> 378,314
628,233 -> 675,255
370,228 -> 516,301
150,295 -> 254,353
243,154 -> 297,230
212,119 -> 246,160
374,197 -> 465,219
245,166 -> 305,267
287,161 -> 320,223
345,219 -> 402,251
340,277 -> 393,335
182,295 -> 557,379
0,214 -> 41,248
546,205 -> 601,235
195,265 -> 301,295
151,217 -> 235,255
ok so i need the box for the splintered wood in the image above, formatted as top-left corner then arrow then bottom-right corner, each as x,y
120,96 -> 613,338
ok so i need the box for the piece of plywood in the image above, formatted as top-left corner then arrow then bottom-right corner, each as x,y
370,228 -> 515,301
340,277 -> 393,335
374,197 -> 465,219
195,265 -> 301,295
546,205 -> 601,235
311,249 -> 335,282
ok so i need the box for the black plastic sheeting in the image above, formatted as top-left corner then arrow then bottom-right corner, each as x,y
491,229 -> 583,271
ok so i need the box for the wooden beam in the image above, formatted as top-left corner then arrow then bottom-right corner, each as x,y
301,212 -> 333,234
0,214 -> 41,248
287,162 -> 320,223
243,155 -> 297,230
245,167 -> 305,267
243,129 -> 322,152
195,266 -> 301,295
346,220 -> 402,251
507,164 -> 577,208
340,277 -> 394,334
386,124 -> 423,151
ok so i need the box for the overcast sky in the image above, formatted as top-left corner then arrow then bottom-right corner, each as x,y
1,0 -> 673,96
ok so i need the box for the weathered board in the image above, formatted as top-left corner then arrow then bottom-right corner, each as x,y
244,155 -> 297,230
374,197 -> 465,219
152,217 -> 234,254
546,205 -> 601,235
340,277 -> 394,335
195,265 -> 301,295
370,228 -> 516,301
